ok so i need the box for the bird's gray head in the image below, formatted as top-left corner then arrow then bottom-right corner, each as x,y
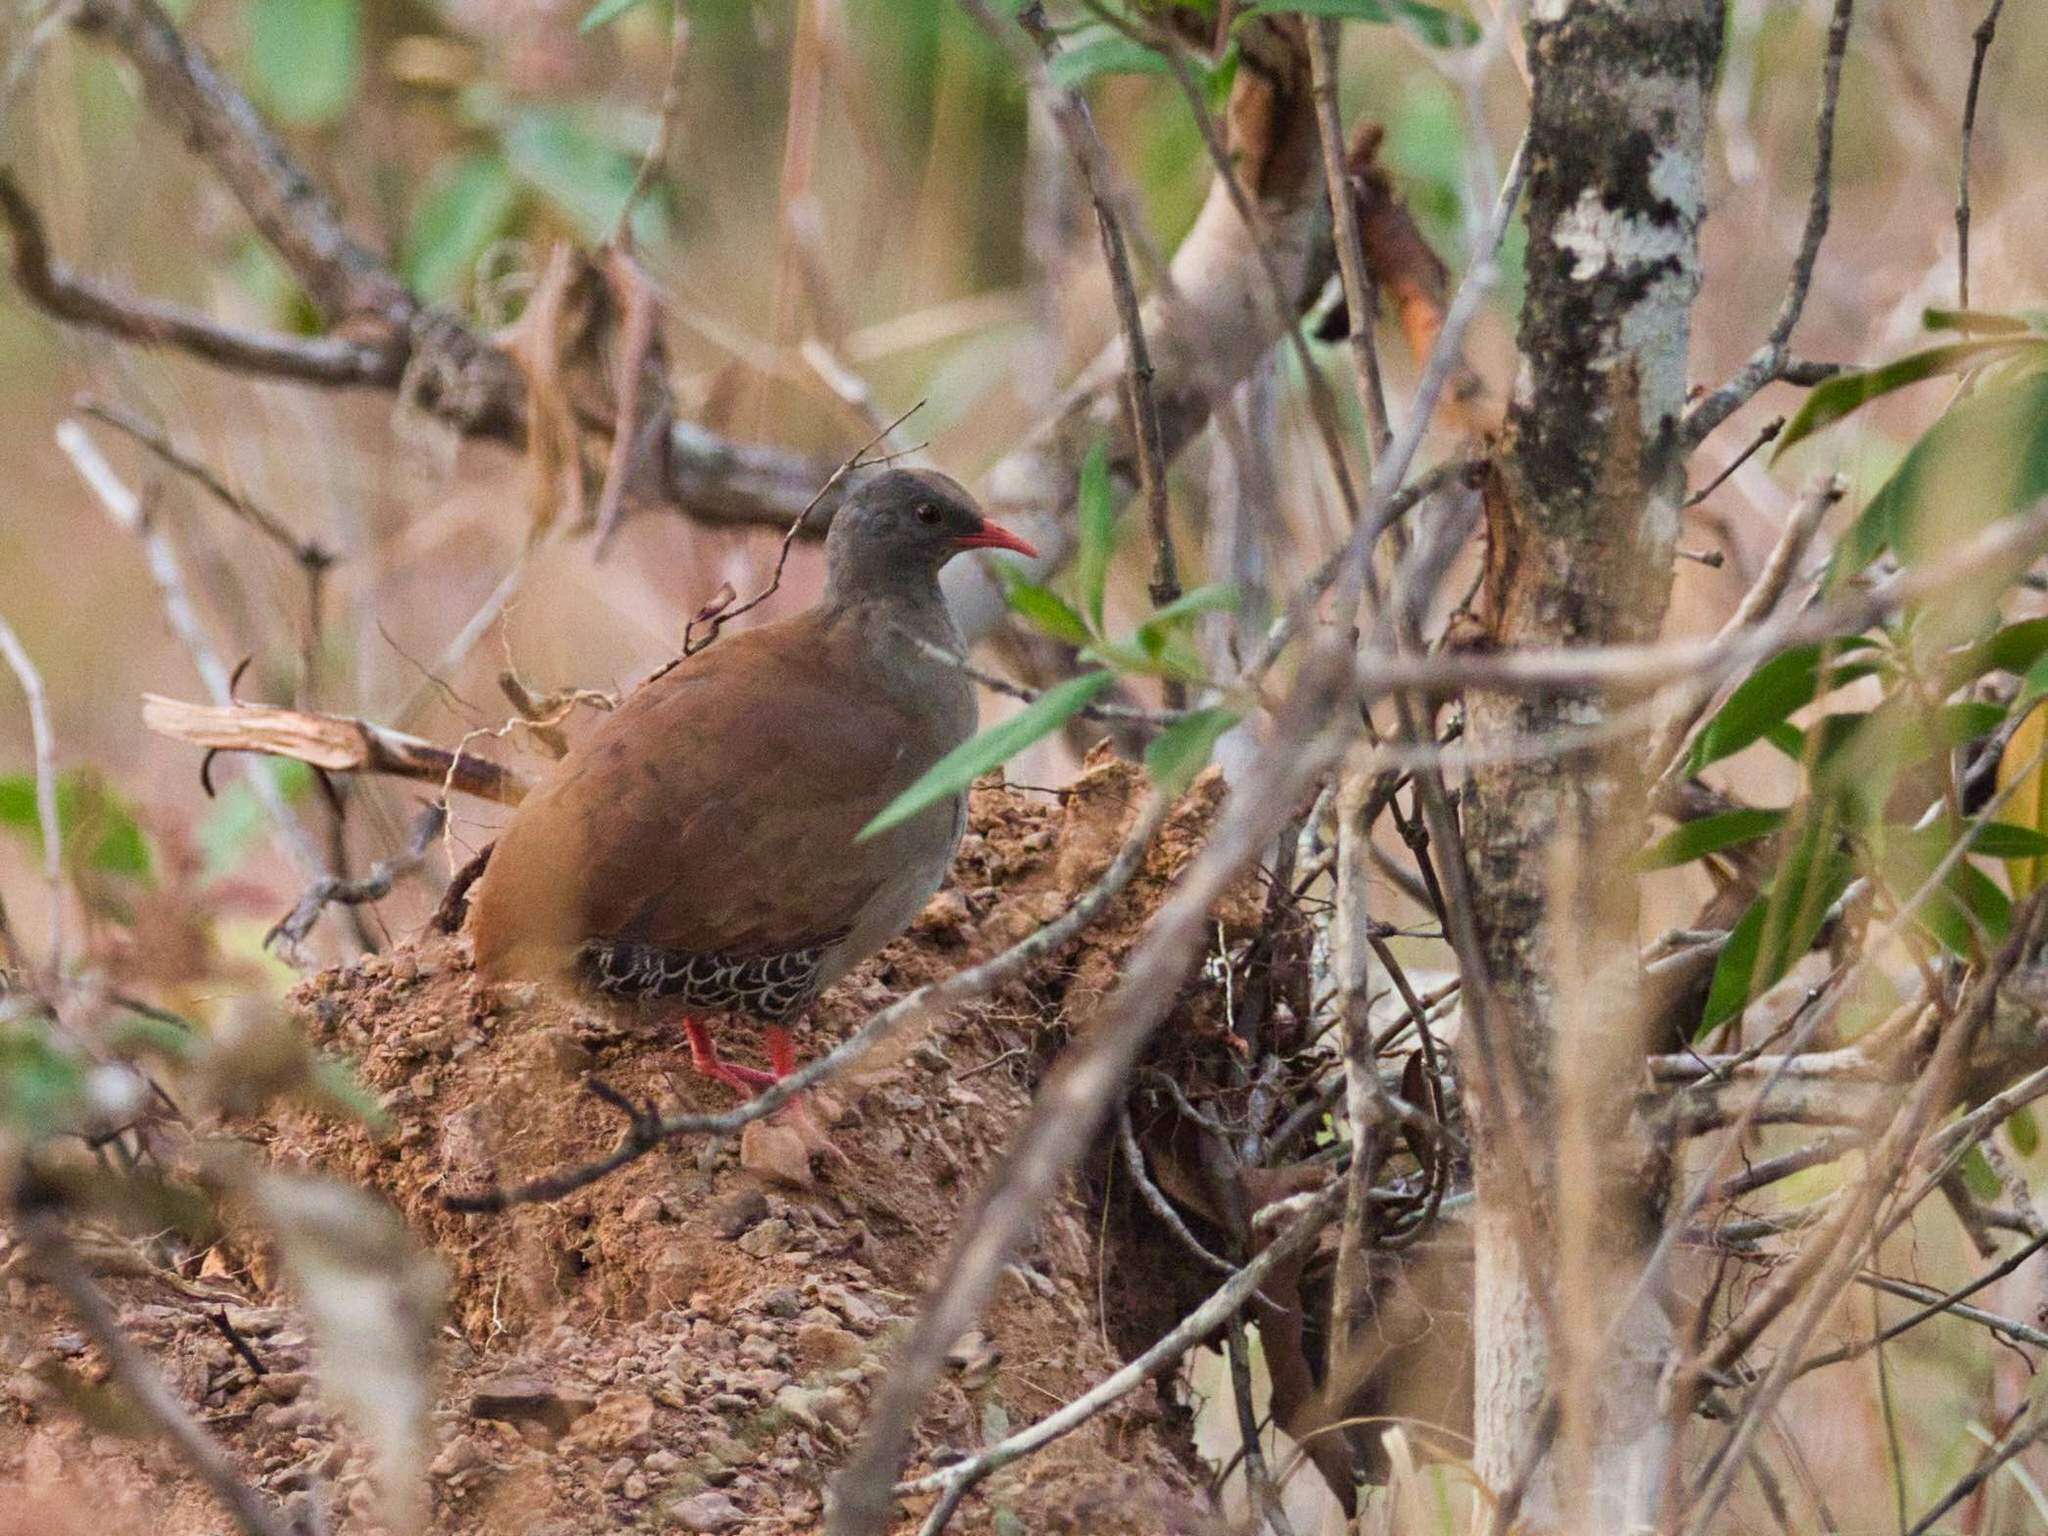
823,467 -> 1037,606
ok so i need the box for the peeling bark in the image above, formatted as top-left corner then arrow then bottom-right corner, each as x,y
1461,2 -> 1723,1528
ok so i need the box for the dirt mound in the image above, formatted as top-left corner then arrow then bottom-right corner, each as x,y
4,757 -> 1260,1534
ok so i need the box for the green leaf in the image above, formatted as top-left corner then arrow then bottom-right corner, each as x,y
859,672 -> 1116,841
1006,581 -> 1094,647
1923,307 -> 2035,336
1700,900 -> 1767,1036
1235,0 -> 1480,47
1048,35 -> 1171,90
1076,437 -> 1115,635
2008,1106 -> 2040,1156
1963,822 -> 2048,859
1774,338 -> 2045,458
0,1023 -> 85,1138
1960,1144 -> 2003,1201
1145,707 -> 1239,796
0,773 -> 152,879
1942,617 -> 2048,691
246,0 -> 361,128
503,109 -> 663,247
1686,641 -> 1877,774
1841,370 -> 2048,571
404,153 -> 520,305
1135,583 -> 1239,655
581,0 -> 657,31
1638,808 -> 1786,871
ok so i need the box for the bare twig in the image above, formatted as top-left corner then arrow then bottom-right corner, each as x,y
21,1210 -> 294,1536
0,610 -> 63,968
611,3 -> 693,250
1682,415 -> 1785,509
896,1182 -> 1344,1509
1682,0 -> 1857,447
1004,1 -> 1181,620
1116,1103 -> 1236,1277
0,171 -> 397,386
1228,1315 -> 1300,1536
445,794 -> 1176,1212
74,398 -> 334,574
1306,19 -> 1391,458
266,805 -> 446,956
1956,0 -> 2009,316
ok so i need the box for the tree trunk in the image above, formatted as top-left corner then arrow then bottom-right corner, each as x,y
1461,2 -> 1724,1527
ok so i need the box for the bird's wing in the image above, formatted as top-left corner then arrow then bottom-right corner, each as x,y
473,616 -> 944,969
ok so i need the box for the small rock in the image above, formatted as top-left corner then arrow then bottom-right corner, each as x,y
793,1324 -> 864,1373
644,1448 -> 680,1475
430,1436 -> 484,1481
772,1385 -> 824,1430
600,1455 -> 635,1491
736,1217 -> 794,1259
814,1385 -> 863,1436
711,1188 -> 769,1241
623,1472 -> 649,1501
760,1286 -> 803,1318
667,1490 -> 744,1532
566,1390 -> 657,1455
740,1121 -> 816,1188
468,1373 -> 597,1435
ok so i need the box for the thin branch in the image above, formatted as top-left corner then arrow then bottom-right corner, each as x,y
0,170 -> 397,386
1682,415 -> 1785,509
1956,0 -> 2009,316
20,1210 -> 294,1536
1228,1315 -> 1300,1536
1357,493 -> 2048,705
1005,1 -> 1181,619
1116,1103 -> 1237,1278
1682,0 -> 1856,447
444,793 -> 1177,1212
74,397 -> 335,573
895,1182 -> 1344,1507
0,609 -> 63,969
1306,19 -> 1391,459
611,3 -> 693,250
1904,1398 -> 2048,1536
266,805 -> 445,957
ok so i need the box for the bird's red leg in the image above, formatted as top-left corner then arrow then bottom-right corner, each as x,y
760,1024 -> 848,1163
683,1017 -> 777,1094
765,1025 -> 799,1081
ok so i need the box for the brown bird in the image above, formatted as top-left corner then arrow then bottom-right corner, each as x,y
466,468 -> 1037,1113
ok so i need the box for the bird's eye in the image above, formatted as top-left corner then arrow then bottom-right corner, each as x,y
916,504 -> 942,526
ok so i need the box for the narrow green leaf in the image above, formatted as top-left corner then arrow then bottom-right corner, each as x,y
1235,0 -> 1480,48
1145,708 -> 1240,796
0,773 -> 152,878
1686,641 -> 1876,774
1076,438 -> 1115,635
404,153 -> 520,305
859,672 -> 1116,841
1638,808 -> 1786,871
1923,307 -> 2033,336
246,0 -> 361,128
1963,822 -> 2048,859
1774,338 -> 2044,458
1700,900 -> 1767,1036
1135,583 -> 1239,654
308,1056 -> 394,1136
503,109 -> 662,247
1006,582 -> 1094,647
1048,36 -> 1170,91
581,0 -> 656,30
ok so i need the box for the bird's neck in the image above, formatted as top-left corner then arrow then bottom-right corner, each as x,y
821,574 -> 959,650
